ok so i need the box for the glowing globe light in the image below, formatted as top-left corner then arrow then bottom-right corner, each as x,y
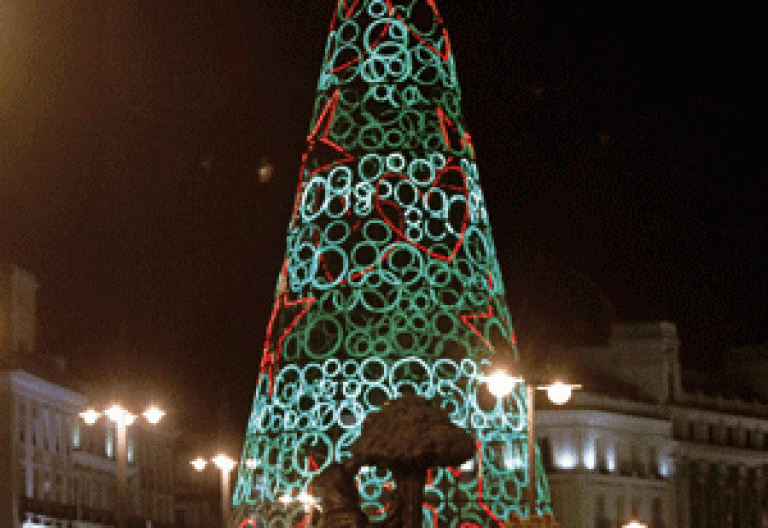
623,521 -> 648,528
212,453 -> 236,473
143,406 -> 165,424
543,381 -> 580,405
104,404 -> 127,423
190,457 -> 208,472
123,412 -> 137,426
245,458 -> 260,469
484,371 -> 522,398
79,408 -> 101,425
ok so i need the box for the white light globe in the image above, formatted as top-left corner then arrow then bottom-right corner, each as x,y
485,371 -> 521,398
143,406 -> 165,424
545,381 -> 573,405
190,457 -> 207,472
79,408 -> 101,425
212,453 -> 236,472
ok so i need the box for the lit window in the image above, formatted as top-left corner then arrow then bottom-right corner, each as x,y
72,422 -> 81,449
583,440 -> 596,471
555,445 -> 577,470
105,428 -> 114,458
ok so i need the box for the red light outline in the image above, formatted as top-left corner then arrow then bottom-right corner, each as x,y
385,0 -> 452,61
260,259 -> 315,395
373,165 -> 468,263
327,1 -> 390,73
460,272 -> 498,353
437,107 -> 474,152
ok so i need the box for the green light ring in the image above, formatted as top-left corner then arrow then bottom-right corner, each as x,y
461,225 -> 492,268
359,153 -> 385,182
358,124 -> 385,151
424,258 -> 451,286
372,85 -> 398,107
429,288 -> 462,310
386,241 -> 422,271
307,247 -> 348,290
360,356 -> 388,384
308,402 -> 336,431
369,0 -> 390,18
407,157 -> 435,186
342,379 -> 363,399
423,190 -> 448,222
385,153 -> 406,174
321,356 -> 341,378
360,57 -> 390,84
302,319 -> 343,361
337,400 -> 366,429
298,181 -> 328,223
410,290 -> 431,310
328,164 -> 354,192
323,219 -> 351,245
345,330 -> 372,358
408,313 -> 429,333
342,358 -> 360,378
404,205 -> 424,227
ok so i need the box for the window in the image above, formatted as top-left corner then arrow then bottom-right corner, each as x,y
652,497 -> 664,528
688,422 -> 696,442
595,494 -> 609,528
55,413 -> 62,452
538,437 -> 553,471
106,427 -> 115,458
32,403 -> 38,447
708,424 -> 716,444
72,421 -> 81,449
616,497 -> 625,528
43,408 -> 50,450
673,417 -> 685,439
726,427 -> 735,446
630,442 -> 644,476
649,446 -> 659,478
17,465 -> 27,497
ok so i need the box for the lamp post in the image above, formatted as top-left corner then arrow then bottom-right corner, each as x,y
79,404 -> 165,528
484,365 -> 580,518
191,453 -> 237,528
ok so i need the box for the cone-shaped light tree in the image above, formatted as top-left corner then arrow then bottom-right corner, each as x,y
232,1 -> 553,525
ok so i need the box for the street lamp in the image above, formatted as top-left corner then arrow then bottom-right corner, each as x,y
191,453 -> 238,528
623,521 -> 648,528
79,404 -> 164,528
482,364 -> 580,519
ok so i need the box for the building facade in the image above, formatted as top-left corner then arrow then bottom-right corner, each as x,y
537,321 -> 768,528
1,264 -> 177,528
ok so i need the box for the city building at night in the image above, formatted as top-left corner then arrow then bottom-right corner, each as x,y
537,321 -> 768,528
0,263 -> 177,528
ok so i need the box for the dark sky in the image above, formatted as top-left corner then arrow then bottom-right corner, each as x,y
1,0 -> 764,438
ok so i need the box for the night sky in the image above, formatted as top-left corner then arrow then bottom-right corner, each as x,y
1,0 -> 764,441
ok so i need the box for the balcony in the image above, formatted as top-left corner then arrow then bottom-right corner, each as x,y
70,448 -> 138,477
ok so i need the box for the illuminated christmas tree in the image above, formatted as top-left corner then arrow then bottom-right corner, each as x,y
232,1 -> 552,525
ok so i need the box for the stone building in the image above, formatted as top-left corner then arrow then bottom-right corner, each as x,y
537,321 -> 768,528
0,263 -> 177,528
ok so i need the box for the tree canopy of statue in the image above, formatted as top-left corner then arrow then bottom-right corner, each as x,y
311,394 -> 475,528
